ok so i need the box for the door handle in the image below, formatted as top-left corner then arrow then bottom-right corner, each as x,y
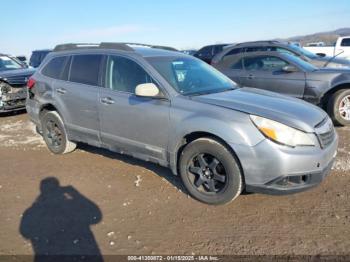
56,88 -> 66,95
248,74 -> 255,80
100,97 -> 115,105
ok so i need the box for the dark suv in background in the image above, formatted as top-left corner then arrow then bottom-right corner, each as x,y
29,49 -> 52,68
194,44 -> 231,64
212,41 -> 350,69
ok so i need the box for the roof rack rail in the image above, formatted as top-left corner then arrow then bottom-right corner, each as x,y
53,42 -> 134,52
235,40 -> 281,46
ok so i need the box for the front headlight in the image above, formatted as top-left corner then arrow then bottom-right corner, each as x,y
250,115 -> 315,147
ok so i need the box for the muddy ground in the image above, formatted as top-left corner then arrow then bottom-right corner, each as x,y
0,112 -> 349,257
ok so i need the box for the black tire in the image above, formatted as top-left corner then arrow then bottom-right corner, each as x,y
41,111 -> 76,154
327,89 -> 350,126
179,137 -> 243,205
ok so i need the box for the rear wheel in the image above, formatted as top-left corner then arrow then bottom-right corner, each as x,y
328,89 -> 350,126
41,111 -> 76,154
179,137 -> 243,205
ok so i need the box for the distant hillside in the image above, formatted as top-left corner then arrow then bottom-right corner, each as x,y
285,28 -> 350,45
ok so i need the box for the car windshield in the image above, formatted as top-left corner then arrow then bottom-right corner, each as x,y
0,56 -> 23,71
147,56 -> 236,96
287,44 -> 319,59
283,53 -> 318,71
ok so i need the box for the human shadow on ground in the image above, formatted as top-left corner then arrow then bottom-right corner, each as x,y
19,177 -> 103,262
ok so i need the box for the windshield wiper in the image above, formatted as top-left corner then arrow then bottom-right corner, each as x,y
188,87 -> 235,96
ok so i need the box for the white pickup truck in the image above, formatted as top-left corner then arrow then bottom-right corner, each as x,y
304,36 -> 350,60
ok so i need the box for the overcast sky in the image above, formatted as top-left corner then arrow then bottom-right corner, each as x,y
2,0 -> 350,56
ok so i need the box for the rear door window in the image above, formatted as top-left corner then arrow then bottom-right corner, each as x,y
231,59 -> 243,70
41,56 -> 69,80
223,48 -> 243,61
244,56 -> 289,71
69,55 -> 103,86
341,38 -> 350,47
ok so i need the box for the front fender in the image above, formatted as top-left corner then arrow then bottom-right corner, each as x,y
167,102 -> 265,174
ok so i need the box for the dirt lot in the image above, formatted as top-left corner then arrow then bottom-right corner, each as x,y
0,112 -> 349,257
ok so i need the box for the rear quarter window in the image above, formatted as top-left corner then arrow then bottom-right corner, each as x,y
41,56 -> 69,80
69,55 -> 103,86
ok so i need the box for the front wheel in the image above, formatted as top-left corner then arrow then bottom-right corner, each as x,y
328,89 -> 350,126
179,137 -> 243,205
41,111 -> 76,154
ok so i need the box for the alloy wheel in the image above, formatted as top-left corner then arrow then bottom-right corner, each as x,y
187,153 -> 227,194
339,95 -> 350,121
46,120 -> 63,148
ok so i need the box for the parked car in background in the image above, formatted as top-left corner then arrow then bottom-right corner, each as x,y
213,50 -> 350,126
194,44 -> 231,64
304,36 -> 350,60
181,49 -> 197,56
0,54 -> 35,112
29,49 -> 52,68
212,41 -> 350,69
26,43 -> 337,205
306,42 -> 326,47
9,55 -> 28,68
16,56 -> 28,66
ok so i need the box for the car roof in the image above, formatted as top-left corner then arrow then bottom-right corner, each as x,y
235,50 -> 289,58
50,43 -> 188,59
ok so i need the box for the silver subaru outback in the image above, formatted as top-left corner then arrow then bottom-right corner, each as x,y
26,43 -> 338,205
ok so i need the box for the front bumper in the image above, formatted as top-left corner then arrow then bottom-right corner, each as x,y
232,132 -> 338,195
0,86 -> 27,113
245,157 -> 335,195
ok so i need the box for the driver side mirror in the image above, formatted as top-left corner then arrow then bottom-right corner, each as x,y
135,83 -> 160,98
282,65 -> 298,73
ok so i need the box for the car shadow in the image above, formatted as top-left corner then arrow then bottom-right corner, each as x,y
77,143 -> 187,193
19,177 -> 104,262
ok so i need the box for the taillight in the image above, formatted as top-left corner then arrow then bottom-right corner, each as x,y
27,77 -> 36,89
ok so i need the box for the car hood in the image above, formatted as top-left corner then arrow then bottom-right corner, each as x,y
191,87 -> 327,133
0,68 -> 36,85
0,67 -> 36,78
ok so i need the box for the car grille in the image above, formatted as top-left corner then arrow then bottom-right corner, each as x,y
318,129 -> 335,148
315,118 -> 336,149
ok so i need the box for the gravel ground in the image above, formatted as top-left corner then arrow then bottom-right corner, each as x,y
0,113 -> 349,257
